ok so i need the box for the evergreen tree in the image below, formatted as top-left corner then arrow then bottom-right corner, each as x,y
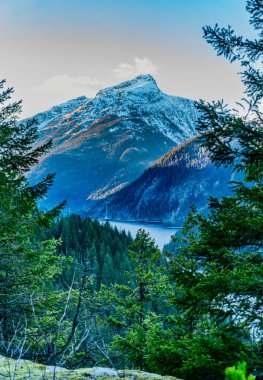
0,80 -> 65,349
168,1 -> 263,379
49,216 -> 133,291
99,229 -> 173,369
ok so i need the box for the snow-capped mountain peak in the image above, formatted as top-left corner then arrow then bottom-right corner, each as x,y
96,74 -> 159,98
27,75 -> 198,212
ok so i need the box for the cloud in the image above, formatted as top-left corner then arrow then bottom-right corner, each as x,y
32,59 -> 159,109
112,57 -> 159,80
33,57 -> 158,101
34,74 -> 106,98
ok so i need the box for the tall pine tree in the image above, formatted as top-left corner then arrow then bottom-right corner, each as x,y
169,1 -> 263,379
0,80 -> 65,349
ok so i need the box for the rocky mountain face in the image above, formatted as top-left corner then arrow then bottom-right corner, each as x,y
28,75 -> 197,212
89,137 -> 236,225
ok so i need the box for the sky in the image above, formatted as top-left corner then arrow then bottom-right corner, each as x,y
0,0 -> 255,118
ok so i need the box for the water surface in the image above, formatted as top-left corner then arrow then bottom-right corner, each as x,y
102,220 -> 181,248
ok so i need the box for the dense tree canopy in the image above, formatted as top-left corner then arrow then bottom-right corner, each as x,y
168,1 -> 263,378
0,80 -> 66,347
97,229 -> 173,370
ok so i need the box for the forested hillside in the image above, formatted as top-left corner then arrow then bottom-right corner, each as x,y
46,215 -> 133,289
90,136 -> 235,224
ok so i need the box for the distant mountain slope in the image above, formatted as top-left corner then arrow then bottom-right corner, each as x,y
89,137 -> 236,225
27,74 -> 197,212
24,96 -> 88,130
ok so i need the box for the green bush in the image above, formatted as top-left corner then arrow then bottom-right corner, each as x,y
225,362 -> 255,380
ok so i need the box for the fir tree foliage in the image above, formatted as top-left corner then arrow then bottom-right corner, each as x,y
48,215 -> 133,289
0,80 -> 66,347
0,83 -> 133,366
168,1 -> 263,379
98,229 -> 173,370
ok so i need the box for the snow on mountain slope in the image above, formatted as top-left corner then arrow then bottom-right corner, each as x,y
23,96 -> 88,130
27,74 -> 198,212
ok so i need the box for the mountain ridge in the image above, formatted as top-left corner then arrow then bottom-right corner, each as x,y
27,74 -> 198,212
88,136 -> 235,225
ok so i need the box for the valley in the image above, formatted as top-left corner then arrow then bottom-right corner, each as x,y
91,136 -> 236,224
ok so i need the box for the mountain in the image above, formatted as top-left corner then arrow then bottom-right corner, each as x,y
28,74 -> 197,212
24,96 -> 89,130
89,137 -> 236,225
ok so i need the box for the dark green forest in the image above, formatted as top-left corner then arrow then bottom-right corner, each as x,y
0,1 -> 262,379
46,215 -> 133,289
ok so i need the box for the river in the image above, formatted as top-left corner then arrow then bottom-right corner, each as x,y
101,220 -> 181,248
